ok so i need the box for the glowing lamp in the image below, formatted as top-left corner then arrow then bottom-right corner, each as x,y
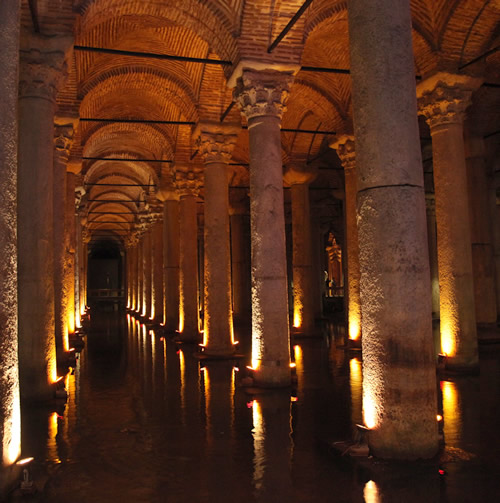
16,457 -> 34,466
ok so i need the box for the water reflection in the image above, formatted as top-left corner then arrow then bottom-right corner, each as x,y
14,311 -> 500,503
252,392 -> 293,502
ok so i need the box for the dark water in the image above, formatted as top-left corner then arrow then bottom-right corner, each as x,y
14,311 -> 500,502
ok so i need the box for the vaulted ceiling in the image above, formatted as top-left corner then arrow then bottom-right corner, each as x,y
21,0 -> 500,246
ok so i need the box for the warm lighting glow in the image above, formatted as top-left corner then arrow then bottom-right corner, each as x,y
67,310 -> 75,335
441,380 -> 460,445
47,412 -> 60,463
178,309 -> 185,334
289,362 -> 296,368
293,304 -> 302,329
348,317 -> 361,341
252,399 -> 265,489
437,414 -> 443,422
3,384 -> 21,465
363,480 -> 380,503
63,327 -> 69,353
440,315 -> 456,357
362,362 -> 379,430
179,348 -> 185,416
16,457 -> 34,466
291,396 -> 298,402
349,357 -> 363,429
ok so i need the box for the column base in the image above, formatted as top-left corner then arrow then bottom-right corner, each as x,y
248,360 -> 292,388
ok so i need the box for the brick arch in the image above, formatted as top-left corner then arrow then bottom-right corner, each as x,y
80,71 -> 198,123
75,0 -> 240,65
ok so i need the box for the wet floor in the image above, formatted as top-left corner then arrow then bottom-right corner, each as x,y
12,310 -> 500,502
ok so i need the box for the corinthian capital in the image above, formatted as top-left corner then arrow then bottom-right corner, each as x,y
19,32 -> 73,102
233,69 -> 295,120
417,72 -> 482,129
193,122 -> 240,164
54,123 -> 76,166
330,134 -> 356,171
175,167 -> 202,197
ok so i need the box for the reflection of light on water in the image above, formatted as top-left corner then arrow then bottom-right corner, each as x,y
203,367 -> 212,442
252,400 -> 265,490
179,349 -> 185,419
363,480 -> 380,503
47,412 -> 60,463
350,357 -> 363,428
441,380 -> 460,446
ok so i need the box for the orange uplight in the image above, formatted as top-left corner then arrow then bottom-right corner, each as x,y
16,457 -> 34,466
437,414 -> 443,422
289,362 -> 296,368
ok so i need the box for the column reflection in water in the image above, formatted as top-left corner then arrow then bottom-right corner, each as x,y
252,392 -> 293,501
350,357 -> 363,431
47,412 -> 60,464
201,362 -> 236,498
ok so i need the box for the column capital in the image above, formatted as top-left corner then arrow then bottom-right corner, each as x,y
19,32 -> 73,102
54,121 -> 76,167
193,122 -> 240,164
175,168 -> 202,198
417,72 -> 482,129
330,134 -> 356,170
283,162 -> 317,186
233,68 -> 295,121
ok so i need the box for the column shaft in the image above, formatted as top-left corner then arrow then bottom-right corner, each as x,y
248,114 -> 290,385
465,136 -> 497,324
230,212 -> 251,323
65,172 -> 76,338
432,123 -> 478,366
0,0 -> 21,470
425,197 -> 440,319
143,230 -> 152,318
152,219 -> 163,323
348,0 -> 438,458
290,183 -> 315,334
164,199 -> 180,331
203,162 -> 234,355
18,34 -> 73,399
179,194 -> 199,341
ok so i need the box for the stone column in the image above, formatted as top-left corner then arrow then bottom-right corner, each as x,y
176,169 -> 201,342
493,192 -> 500,319
143,227 -> 153,319
137,232 -> 145,315
65,171 -> 77,338
162,196 -> 180,332
425,195 -> 440,320
330,136 -> 362,343
152,212 -> 164,324
194,123 -> 240,356
417,72 -> 481,370
283,165 -> 316,335
233,67 -> 296,386
53,119 -> 77,358
230,196 -> 251,324
0,0 -> 21,472
18,32 -> 73,400
465,134 -> 497,324
348,0 -> 438,458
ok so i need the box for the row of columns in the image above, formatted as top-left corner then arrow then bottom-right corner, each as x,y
333,70 -> 498,373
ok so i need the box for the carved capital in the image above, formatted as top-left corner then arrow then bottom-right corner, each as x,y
193,122 -> 240,164
233,69 -> 294,120
54,123 -> 75,166
175,169 -> 202,198
19,33 -> 73,102
330,134 -> 356,171
417,72 -> 482,129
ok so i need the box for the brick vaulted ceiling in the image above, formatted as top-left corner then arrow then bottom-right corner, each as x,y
20,0 -> 500,244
